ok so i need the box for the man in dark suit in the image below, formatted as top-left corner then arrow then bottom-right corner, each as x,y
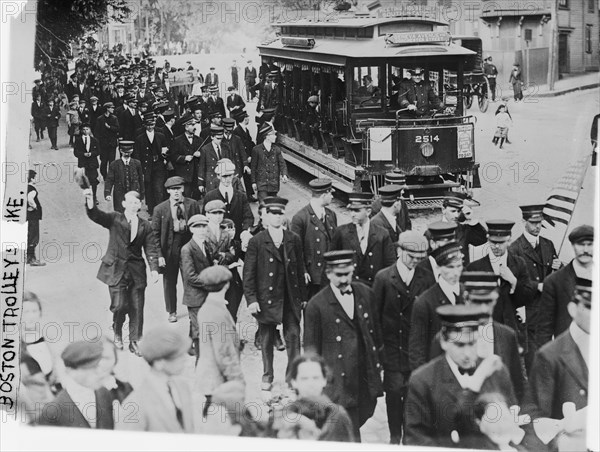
222,118 -> 249,180
331,192 -> 396,286
232,110 -> 255,199
508,205 -> 561,370
84,189 -> 160,355
180,214 -> 213,356
202,159 -> 253,242
206,85 -> 226,118
105,141 -> 144,212
118,95 -> 142,141
372,231 -> 432,444
152,177 -> 201,323
467,221 -> 536,346
251,123 -> 288,201
205,67 -> 219,88
88,96 -> 102,129
399,67 -> 444,116
226,86 -> 245,116
370,172 -> 412,233
537,225 -> 594,345
258,71 -> 280,112
404,304 -> 517,448
417,221 -> 457,280
42,98 -> 61,150
73,123 -> 100,204
38,341 -> 114,429
243,197 -> 307,395
371,185 -> 410,244
95,102 -> 120,179
526,279 -> 591,436
31,94 -> 45,141
408,241 -> 464,371
133,114 -> 168,215
244,60 -> 257,101
77,99 -> 91,125
170,117 -> 202,198
304,250 -> 383,441
26,170 -> 44,266
290,179 -> 338,298
198,124 -> 227,195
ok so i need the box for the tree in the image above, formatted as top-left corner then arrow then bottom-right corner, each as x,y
35,0 -> 131,70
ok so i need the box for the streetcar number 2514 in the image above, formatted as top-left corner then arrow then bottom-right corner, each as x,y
415,135 -> 440,143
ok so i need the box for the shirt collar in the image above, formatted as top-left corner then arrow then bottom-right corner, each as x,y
170,197 -> 183,206
309,199 -> 323,217
357,220 -> 370,236
63,375 -> 95,398
488,249 -> 508,272
219,184 -> 233,197
569,321 -> 589,365
268,226 -> 283,241
572,259 -> 593,279
381,208 -> 397,231
523,230 -> 538,247
124,212 -> 137,223
438,276 -> 459,302
396,260 -> 414,284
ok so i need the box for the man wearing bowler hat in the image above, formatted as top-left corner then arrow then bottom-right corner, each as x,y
251,123 -> 288,202
243,197 -> 307,397
291,178 -> 338,298
537,225 -> 594,345
94,101 -> 120,179
152,176 -> 201,323
104,140 -> 144,213
509,204 -> 561,369
331,192 -> 396,286
372,231 -> 431,444
467,220 -> 535,348
304,250 -> 383,441
170,117 -> 202,198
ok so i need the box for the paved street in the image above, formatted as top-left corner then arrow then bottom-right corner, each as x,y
23,86 -> 597,443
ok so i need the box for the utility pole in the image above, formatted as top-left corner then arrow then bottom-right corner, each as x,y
548,0 -> 558,91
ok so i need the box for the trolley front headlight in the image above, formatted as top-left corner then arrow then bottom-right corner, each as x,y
420,143 -> 434,158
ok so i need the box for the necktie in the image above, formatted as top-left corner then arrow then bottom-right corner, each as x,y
358,227 -> 367,253
458,366 -> 475,376
84,136 -> 87,148
224,191 -> 229,205
216,144 -> 221,159
167,382 -> 184,429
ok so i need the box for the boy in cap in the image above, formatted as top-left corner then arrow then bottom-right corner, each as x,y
26,170 -> 45,266
117,326 -> 195,433
39,341 -> 113,429
331,192 -> 396,286
73,122 -> 100,204
291,178 -> 338,298
537,225 -> 594,345
404,304 -> 517,448
467,220 -> 535,346
104,141 -> 144,213
250,123 -> 288,203
408,241 -> 464,371
372,230 -> 432,444
195,266 -> 244,399
152,176 -> 201,323
180,214 -> 213,356
304,250 -> 383,441
509,204 -> 561,369
243,197 -> 308,397
95,101 -> 120,178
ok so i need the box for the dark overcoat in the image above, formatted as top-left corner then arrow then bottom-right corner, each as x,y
38,388 -> 114,429
151,197 -> 200,260
250,143 -> 288,193
202,188 -> 254,242
180,238 -> 212,308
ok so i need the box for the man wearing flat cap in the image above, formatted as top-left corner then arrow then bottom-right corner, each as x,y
243,196 -> 308,396
372,230 -> 432,444
291,178 -> 338,298
404,304 -> 517,448
133,114 -> 169,214
537,225 -> 594,345
117,326 -> 195,433
152,176 -> 201,323
250,124 -> 288,203
170,117 -> 203,198
88,95 -> 102,129
180,214 -> 214,356
467,220 -> 535,348
304,250 -> 383,441
94,102 -> 120,179
104,141 -> 144,213
39,341 -> 114,429
331,192 -> 396,286
526,278 -> 592,448
509,204 -> 561,370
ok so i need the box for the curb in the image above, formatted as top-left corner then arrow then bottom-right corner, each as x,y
536,82 -> 599,97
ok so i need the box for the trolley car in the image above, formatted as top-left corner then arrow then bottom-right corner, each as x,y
257,11 -> 482,208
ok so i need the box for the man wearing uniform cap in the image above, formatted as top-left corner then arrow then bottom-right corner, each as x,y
244,60 -> 258,101
409,241 -> 465,371
117,94 -> 141,141
483,56 -> 498,102
207,85 -> 226,118
133,113 -> 169,214
151,176 -> 201,323
537,224 -> 594,345
39,341 -> 114,429
399,67 -> 444,116
104,140 -> 144,212
250,123 -> 288,202
303,95 -> 322,148
94,101 -> 120,179
331,192 -> 396,286
231,110 -> 256,199
291,178 -> 338,298
404,304 -> 517,448
304,250 -> 383,441
205,66 -> 219,88
467,220 -> 536,347
222,117 -> 250,180
370,171 -> 412,226
370,185 -> 411,244
170,116 -> 202,198
26,170 -> 45,266
116,326 -> 195,433
430,271 -> 526,403
509,204 -> 561,370
418,221 -> 458,280
180,214 -> 214,356
526,278 -> 592,443
258,69 -> 280,114
195,266 -> 244,400
73,122 -> 101,204
372,231 -> 432,444
203,158 -> 254,242
198,124 -> 228,193
226,86 -> 245,116
158,110 -> 176,152
243,196 -> 308,395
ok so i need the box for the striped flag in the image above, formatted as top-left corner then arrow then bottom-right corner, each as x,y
541,150 -> 593,251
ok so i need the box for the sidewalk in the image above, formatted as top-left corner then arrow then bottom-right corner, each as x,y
534,71 -> 599,97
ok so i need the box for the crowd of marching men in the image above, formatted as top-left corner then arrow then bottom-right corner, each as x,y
22,51 -> 594,450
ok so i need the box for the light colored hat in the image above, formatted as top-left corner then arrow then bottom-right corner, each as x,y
214,158 -> 236,176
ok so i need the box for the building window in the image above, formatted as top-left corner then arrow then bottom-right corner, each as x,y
586,25 -> 593,53
558,0 -> 568,9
